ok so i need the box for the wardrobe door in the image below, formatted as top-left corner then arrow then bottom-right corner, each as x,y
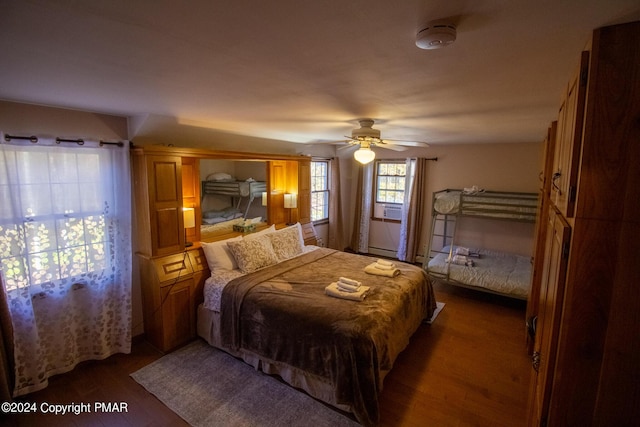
527,206 -> 571,427
527,122 -> 557,353
147,155 -> 184,256
551,51 -> 589,218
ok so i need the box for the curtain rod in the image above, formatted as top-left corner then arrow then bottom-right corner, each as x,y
5,134 -> 126,147
5,134 -> 38,143
56,137 -> 84,145
100,140 -> 125,147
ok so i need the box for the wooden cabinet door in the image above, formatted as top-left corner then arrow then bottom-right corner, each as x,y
551,51 -> 589,218
297,159 -> 312,224
267,160 -> 286,225
147,155 -> 184,255
527,206 -> 571,427
160,278 -> 195,351
181,157 -> 200,243
526,122 -> 557,353
267,160 -> 300,225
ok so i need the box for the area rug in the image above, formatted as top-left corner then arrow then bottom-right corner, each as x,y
131,339 -> 359,427
426,301 -> 445,324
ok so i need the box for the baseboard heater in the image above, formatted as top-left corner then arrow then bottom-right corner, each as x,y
367,246 -> 398,259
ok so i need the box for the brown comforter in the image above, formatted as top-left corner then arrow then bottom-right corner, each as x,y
220,248 -> 436,426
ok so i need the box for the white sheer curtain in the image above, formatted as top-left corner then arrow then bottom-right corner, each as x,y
0,134 -> 132,396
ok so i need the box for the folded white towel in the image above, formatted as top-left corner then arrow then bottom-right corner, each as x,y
447,254 -> 467,265
338,277 -> 361,287
376,259 -> 394,267
447,254 -> 475,267
376,262 -> 396,270
462,185 -> 485,195
325,282 -> 370,301
455,247 -> 470,256
337,281 -> 361,293
364,262 -> 401,277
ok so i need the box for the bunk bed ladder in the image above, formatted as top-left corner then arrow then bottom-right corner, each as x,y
424,211 -> 457,281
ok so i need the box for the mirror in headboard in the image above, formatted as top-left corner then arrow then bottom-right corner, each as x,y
199,159 -> 268,236
131,144 -> 309,255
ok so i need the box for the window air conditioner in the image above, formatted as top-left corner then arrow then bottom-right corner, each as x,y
383,205 -> 403,220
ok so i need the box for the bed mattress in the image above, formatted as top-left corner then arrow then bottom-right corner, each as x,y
428,245 -> 531,298
433,190 -> 538,221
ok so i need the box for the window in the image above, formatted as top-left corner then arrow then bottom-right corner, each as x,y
375,161 -> 406,204
0,148 -> 112,292
373,160 -> 407,220
311,160 -> 329,222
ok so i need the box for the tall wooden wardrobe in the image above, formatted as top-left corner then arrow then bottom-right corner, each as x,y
526,21 -> 640,426
131,145 -> 313,352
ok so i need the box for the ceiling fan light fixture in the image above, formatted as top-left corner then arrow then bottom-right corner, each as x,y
354,147 -> 376,164
416,21 -> 456,49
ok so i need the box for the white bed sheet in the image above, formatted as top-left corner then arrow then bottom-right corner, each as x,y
428,245 -> 531,298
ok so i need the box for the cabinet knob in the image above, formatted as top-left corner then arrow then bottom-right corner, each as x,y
532,351 -> 541,373
551,172 -> 562,194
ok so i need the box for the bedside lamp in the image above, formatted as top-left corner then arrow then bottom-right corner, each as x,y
183,207 -> 195,247
284,193 -> 297,225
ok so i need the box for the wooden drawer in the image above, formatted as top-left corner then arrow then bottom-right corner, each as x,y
187,248 -> 208,272
154,252 -> 193,284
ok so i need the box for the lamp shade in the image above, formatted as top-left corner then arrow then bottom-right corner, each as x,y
354,147 -> 376,164
284,193 -> 297,209
182,207 -> 195,228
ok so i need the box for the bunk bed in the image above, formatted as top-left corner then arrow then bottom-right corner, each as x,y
424,189 -> 538,299
201,175 -> 267,219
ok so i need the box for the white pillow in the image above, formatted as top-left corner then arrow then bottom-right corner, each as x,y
269,225 -> 304,261
243,224 -> 276,240
200,236 -> 243,272
291,222 -> 306,248
227,235 -> 279,273
207,172 -> 233,181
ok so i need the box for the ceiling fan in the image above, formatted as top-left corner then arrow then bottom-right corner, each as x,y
335,119 -> 430,164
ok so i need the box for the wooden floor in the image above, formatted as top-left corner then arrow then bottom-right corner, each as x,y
4,280 -> 530,427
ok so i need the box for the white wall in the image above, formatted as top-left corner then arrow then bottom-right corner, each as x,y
335,141 -> 543,258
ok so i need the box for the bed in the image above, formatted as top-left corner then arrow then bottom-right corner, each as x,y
197,224 -> 436,426
425,189 -> 538,299
201,174 -> 267,219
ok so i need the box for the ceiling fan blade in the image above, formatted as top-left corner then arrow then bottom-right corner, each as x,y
376,143 -> 408,152
311,139 -> 353,145
382,139 -> 430,147
337,144 -> 358,152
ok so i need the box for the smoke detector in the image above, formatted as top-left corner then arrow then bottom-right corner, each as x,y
416,21 -> 457,49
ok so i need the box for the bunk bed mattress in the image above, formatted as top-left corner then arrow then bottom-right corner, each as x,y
433,190 -> 537,220
202,180 -> 266,197
198,247 -> 436,426
428,246 -> 531,298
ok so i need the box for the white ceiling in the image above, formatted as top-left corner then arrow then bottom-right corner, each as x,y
1,0 -> 639,146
